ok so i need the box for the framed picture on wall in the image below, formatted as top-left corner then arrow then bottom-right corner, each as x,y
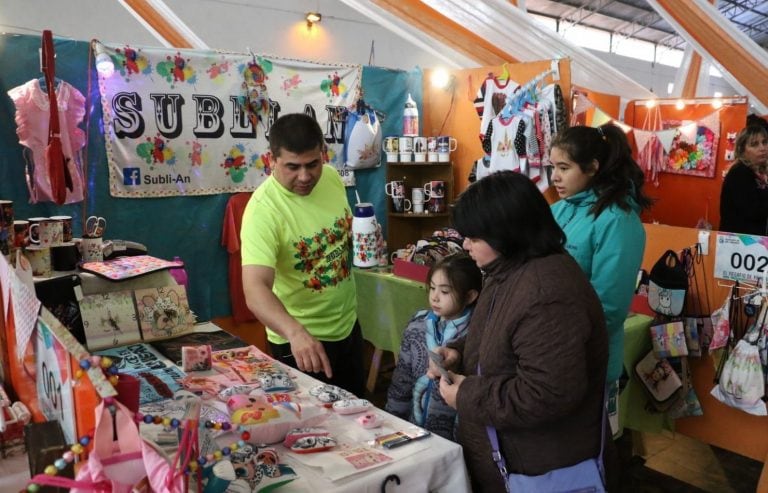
662,111 -> 720,178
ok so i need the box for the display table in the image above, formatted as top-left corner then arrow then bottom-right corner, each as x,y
353,268 -> 428,392
268,363 -> 470,492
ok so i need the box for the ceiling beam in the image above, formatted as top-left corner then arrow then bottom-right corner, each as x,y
118,0 -> 208,49
371,0 -> 515,65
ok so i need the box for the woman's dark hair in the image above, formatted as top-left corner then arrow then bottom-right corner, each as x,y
550,123 -> 652,217
426,253 -> 483,307
268,113 -> 326,156
734,125 -> 768,163
452,171 -> 565,264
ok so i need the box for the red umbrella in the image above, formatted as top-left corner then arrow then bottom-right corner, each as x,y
41,30 -> 72,205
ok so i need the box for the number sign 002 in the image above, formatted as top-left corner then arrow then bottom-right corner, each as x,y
714,232 -> 768,283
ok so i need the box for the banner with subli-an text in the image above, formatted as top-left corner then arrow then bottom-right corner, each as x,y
96,42 -> 360,197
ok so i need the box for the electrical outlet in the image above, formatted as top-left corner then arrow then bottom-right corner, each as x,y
698,230 -> 710,255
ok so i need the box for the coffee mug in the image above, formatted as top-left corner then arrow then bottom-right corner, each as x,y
428,196 -> 447,214
13,220 -> 30,248
30,219 -> 63,247
383,136 -> 399,153
385,180 -> 405,198
413,137 -> 427,154
391,196 -> 412,213
423,180 -> 446,199
398,136 -> 413,152
407,201 -> 424,214
411,187 -> 425,203
51,243 -> 79,271
81,236 -> 104,262
0,200 -> 13,227
50,215 -> 73,243
27,217 -> 47,243
437,136 -> 458,153
26,246 -> 51,277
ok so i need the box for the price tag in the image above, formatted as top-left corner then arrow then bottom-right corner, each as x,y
714,232 -> 768,283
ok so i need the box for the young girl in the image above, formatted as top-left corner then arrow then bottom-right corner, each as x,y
549,123 -> 652,433
385,253 -> 482,440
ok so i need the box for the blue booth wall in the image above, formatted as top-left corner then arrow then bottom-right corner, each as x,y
0,33 -> 422,320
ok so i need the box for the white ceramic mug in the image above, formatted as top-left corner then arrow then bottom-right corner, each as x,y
81,236 -> 104,262
411,187 -> 425,203
383,136 -> 399,153
398,136 -> 413,152
413,137 -> 427,154
26,246 -> 51,277
30,219 -> 63,247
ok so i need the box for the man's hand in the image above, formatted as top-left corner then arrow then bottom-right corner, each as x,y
289,329 -> 332,378
426,346 -> 461,380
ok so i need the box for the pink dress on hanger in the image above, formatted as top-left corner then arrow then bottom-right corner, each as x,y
7,79 -> 86,204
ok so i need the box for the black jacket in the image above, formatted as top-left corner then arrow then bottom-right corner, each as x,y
720,161 -> 768,236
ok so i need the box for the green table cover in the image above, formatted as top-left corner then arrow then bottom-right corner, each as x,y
354,268 -> 428,354
620,313 -> 674,434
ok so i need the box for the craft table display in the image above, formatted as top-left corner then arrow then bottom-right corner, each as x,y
124,343 -> 470,492
353,268 -> 428,392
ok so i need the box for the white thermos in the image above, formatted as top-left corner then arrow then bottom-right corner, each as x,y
352,203 -> 378,268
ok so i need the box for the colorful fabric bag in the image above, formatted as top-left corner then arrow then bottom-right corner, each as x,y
634,350 -> 683,412
343,102 -> 382,169
650,321 -> 688,358
647,250 -> 688,316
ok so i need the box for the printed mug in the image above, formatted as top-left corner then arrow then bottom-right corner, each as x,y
30,219 -> 63,247
423,180 -> 446,199
428,196 -> 447,214
383,136 -> 399,153
81,236 -> 104,262
398,136 -> 413,152
437,136 -> 458,162
26,246 -> 51,277
0,200 -> 13,227
27,217 -> 48,243
50,215 -> 73,243
391,196 -> 411,213
413,137 -> 428,154
385,180 -> 405,198
13,220 -> 30,248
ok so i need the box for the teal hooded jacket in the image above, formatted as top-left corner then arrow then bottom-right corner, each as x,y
551,189 -> 646,382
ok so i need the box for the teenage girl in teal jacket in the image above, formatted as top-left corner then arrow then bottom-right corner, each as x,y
549,124 -> 652,432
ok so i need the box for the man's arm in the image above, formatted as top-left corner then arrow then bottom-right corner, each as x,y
242,264 -> 332,377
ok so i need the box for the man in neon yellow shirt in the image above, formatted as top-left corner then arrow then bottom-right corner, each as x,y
241,113 -> 363,396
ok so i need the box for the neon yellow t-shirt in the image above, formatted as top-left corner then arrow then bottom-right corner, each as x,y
240,165 -> 356,344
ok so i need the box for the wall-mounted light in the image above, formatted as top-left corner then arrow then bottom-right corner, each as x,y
675,99 -> 685,110
93,42 -> 115,78
306,12 -> 322,29
644,99 -> 657,109
430,68 -> 455,90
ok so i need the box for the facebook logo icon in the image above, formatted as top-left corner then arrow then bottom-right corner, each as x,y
123,168 -> 141,185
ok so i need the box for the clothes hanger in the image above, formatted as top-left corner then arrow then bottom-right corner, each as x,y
497,63 -> 510,83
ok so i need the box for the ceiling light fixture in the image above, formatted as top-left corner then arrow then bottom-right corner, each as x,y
306,12 -> 322,29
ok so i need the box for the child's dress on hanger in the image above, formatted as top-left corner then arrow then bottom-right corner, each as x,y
7,79 -> 86,204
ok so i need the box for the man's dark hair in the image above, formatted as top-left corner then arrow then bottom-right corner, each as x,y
268,113 -> 325,156
452,171 -> 565,264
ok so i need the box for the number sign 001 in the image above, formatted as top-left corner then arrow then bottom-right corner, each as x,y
714,232 -> 768,283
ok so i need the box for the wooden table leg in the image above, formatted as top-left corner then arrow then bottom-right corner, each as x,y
366,348 -> 384,394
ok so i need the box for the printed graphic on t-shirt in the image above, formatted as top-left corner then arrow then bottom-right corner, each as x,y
292,213 -> 352,291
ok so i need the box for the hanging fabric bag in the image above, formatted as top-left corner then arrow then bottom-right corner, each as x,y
343,102 -> 382,169
647,250 -> 688,317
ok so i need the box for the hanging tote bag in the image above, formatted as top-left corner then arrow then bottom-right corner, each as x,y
647,250 -> 688,317
343,104 -> 382,169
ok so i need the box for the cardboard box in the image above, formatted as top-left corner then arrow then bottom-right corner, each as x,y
392,259 -> 430,284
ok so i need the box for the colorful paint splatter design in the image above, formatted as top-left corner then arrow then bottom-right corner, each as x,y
156,52 -> 198,87
292,213 -> 352,291
113,45 -> 153,80
136,135 -> 177,168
